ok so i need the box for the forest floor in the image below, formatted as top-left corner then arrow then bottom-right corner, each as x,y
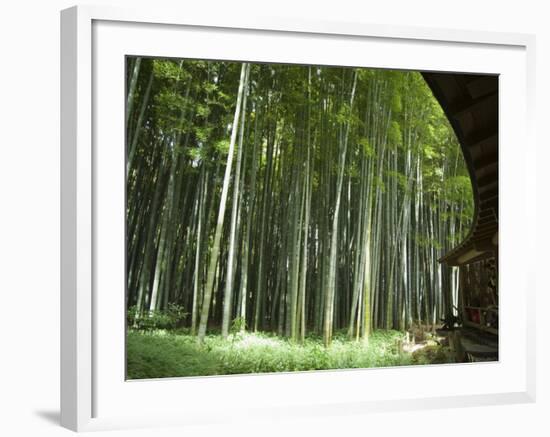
127,329 -> 454,379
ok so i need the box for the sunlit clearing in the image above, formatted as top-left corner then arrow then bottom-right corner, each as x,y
229,333 -> 281,349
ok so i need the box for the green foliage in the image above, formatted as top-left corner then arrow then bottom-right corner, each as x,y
386,169 -> 408,191
203,82 -> 218,93
195,104 -> 211,118
387,121 -> 402,148
165,303 -> 188,328
423,143 -> 437,160
126,331 -> 220,378
374,175 -> 386,193
230,316 -> 247,334
186,146 -> 202,161
358,137 -> 375,157
194,125 -> 213,142
214,139 -> 230,155
126,330 -> 431,379
153,60 -> 190,82
390,93 -> 402,114
414,233 -> 443,250
127,304 -> 188,332
335,103 -> 353,124
444,175 -> 473,200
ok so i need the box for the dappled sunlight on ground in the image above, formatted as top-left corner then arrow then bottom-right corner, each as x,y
125,329 -> 454,379
228,332 -> 282,349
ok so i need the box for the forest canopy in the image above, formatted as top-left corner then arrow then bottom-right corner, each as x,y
125,57 -> 473,376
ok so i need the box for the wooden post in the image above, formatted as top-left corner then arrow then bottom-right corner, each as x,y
449,330 -> 466,362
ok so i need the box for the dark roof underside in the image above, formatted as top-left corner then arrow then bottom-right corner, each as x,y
422,72 -> 498,266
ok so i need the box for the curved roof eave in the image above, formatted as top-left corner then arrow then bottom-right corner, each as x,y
422,72 -> 499,266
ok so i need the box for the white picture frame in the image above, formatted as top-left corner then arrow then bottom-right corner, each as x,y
60,5 -> 536,432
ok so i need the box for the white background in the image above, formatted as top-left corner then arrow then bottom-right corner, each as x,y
0,1 -> 546,436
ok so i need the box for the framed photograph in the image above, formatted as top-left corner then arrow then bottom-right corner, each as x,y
61,5 -> 536,432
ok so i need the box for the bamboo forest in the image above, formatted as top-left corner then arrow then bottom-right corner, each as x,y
126,57 -> 475,379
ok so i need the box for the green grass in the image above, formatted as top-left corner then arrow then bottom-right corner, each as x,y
126,329 -> 453,379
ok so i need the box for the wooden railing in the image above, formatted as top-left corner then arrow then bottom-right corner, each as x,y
463,305 -> 498,335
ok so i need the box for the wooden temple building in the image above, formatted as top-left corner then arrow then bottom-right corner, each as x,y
422,72 -> 499,361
